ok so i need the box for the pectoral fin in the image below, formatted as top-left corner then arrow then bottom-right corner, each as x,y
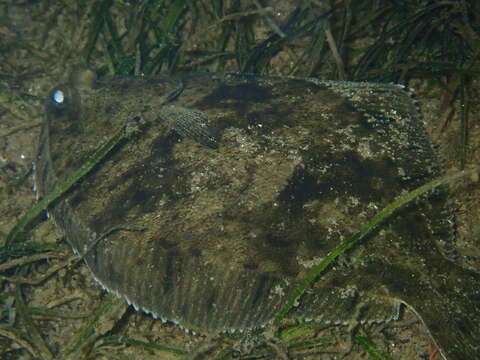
160,105 -> 219,149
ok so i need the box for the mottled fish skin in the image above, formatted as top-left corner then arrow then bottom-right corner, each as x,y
35,70 -> 479,360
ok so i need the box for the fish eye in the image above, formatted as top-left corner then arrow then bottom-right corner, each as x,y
50,88 -> 68,109
52,89 -> 64,104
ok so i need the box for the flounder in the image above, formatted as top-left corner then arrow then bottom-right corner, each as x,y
35,69 -> 480,359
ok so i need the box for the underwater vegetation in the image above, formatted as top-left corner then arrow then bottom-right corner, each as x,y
1,1 -> 479,359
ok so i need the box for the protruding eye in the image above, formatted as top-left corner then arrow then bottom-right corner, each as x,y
49,88 -> 68,109
52,89 -> 65,104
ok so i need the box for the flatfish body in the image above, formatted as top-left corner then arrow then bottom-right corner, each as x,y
35,69 -> 480,360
